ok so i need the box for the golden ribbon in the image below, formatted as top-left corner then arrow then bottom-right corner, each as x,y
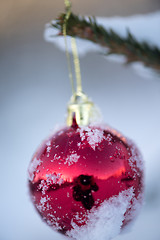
63,0 -> 96,127
63,0 -> 82,94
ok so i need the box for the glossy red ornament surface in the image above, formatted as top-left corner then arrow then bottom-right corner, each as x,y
28,122 -> 143,237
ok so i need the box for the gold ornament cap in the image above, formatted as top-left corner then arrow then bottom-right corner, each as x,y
67,91 -> 96,126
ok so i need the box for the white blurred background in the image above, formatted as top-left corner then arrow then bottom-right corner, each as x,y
1,0 -> 160,240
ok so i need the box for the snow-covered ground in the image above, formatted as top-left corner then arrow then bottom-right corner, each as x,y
1,11 -> 160,240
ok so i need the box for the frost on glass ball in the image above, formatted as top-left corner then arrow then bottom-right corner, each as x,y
28,122 -> 144,240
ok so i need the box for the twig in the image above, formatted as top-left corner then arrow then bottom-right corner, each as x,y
50,12 -> 160,72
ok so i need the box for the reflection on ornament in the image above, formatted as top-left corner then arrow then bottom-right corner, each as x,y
73,174 -> 99,210
28,118 -> 144,239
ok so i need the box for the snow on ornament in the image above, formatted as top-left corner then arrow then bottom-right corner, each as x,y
28,92 -> 144,240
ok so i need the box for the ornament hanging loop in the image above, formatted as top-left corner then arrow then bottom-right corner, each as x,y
67,92 -> 95,126
63,0 -> 75,95
71,37 -> 82,93
63,0 -> 97,126
63,0 -> 82,94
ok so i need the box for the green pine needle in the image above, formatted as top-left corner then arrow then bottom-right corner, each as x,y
51,12 -> 160,72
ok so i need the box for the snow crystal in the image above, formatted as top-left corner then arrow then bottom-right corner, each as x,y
64,153 -> 80,166
105,133 -> 113,145
46,213 -> 62,230
36,195 -> 51,213
38,173 -> 64,194
127,139 -> 144,173
46,173 -> 64,185
46,140 -> 51,146
38,180 -> 49,195
47,146 -> 51,152
67,188 -> 134,240
124,191 -> 144,226
78,126 -> 105,150
28,157 -> 42,181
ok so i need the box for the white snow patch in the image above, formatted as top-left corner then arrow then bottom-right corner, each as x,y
64,153 -> 80,166
38,179 -> 49,195
28,157 -> 42,181
44,22 -> 103,57
105,133 -> 113,145
47,146 -> 51,153
46,213 -> 62,231
47,216 -> 60,228
38,173 -> 64,195
124,191 -> 144,225
127,139 -> 144,174
130,62 -> 158,80
50,153 -> 61,163
67,188 -> 134,240
78,126 -> 105,150
46,140 -> 51,146
104,54 -> 126,64
36,195 -> 51,213
46,173 -> 64,185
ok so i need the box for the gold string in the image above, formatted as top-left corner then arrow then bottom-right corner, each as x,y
63,0 -> 82,94
63,0 -> 75,94
64,0 -> 95,127
71,37 -> 82,93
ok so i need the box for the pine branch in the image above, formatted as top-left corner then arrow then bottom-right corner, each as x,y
51,12 -> 160,72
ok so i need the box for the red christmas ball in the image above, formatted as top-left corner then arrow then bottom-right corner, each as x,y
28,121 -> 143,239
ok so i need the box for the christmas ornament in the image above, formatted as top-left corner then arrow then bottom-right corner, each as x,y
28,1 -> 144,239
28,113 -> 143,238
